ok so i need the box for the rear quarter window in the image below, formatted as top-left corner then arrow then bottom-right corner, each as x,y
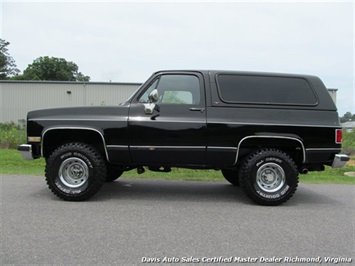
216,74 -> 318,106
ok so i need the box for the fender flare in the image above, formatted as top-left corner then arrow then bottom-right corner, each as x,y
41,126 -> 110,162
235,135 -> 306,165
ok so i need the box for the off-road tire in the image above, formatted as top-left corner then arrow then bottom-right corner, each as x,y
222,169 -> 240,186
45,143 -> 107,201
239,148 -> 299,206
106,165 -> 124,182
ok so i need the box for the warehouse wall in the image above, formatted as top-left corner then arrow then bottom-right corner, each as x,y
0,81 -> 141,123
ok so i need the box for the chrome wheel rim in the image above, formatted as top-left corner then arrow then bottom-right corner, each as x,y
58,157 -> 89,188
256,163 -> 285,193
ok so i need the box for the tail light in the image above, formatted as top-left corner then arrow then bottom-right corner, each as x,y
335,129 -> 343,144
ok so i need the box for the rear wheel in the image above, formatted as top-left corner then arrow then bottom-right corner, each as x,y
239,149 -> 299,206
45,143 -> 107,201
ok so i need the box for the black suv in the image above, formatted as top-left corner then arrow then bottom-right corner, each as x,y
18,70 -> 349,205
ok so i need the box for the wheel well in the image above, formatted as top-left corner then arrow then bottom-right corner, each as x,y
42,129 -> 108,160
237,136 -> 305,165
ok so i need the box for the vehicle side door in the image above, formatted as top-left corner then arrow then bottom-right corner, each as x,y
128,72 -> 207,166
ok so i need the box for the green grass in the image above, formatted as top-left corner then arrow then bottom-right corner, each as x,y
0,149 -> 46,175
300,165 -> 355,184
1,149 -> 354,184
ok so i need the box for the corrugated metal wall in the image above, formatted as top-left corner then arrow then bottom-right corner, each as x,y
0,81 -> 141,123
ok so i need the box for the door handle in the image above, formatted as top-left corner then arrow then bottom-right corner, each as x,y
189,107 -> 205,113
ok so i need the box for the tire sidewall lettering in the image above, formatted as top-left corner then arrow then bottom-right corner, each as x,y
59,151 -> 93,169
55,181 -> 83,194
266,157 -> 283,164
256,160 -> 264,167
255,185 -> 290,199
60,152 -> 72,160
256,190 -> 281,199
73,152 -> 93,169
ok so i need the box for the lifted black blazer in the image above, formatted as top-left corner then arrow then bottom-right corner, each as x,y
19,70 -> 349,205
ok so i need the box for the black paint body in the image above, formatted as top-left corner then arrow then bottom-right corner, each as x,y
25,70 -> 342,172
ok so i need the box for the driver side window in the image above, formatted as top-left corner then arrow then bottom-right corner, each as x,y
138,74 -> 200,105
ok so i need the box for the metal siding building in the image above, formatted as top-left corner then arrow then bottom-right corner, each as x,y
0,81 -> 141,123
327,88 -> 338,105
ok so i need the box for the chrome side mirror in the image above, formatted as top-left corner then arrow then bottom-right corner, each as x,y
148,89 -> 159,103
144,89 -> 159,114
143,103 -> 156,114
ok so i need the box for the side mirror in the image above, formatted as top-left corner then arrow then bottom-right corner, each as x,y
143,103 -> 156,115
144,89 -> 159,115
148,89 -> 159,103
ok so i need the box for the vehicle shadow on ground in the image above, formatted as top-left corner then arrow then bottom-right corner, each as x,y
33,178 -> 339,206
91,179 -> 337,206
96,178 -> 252,204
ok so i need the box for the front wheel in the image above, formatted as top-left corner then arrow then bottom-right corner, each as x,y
45,143 -> 107,201
239,149 -> 299,206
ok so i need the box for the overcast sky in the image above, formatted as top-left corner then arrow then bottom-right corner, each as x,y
1,0 -> 354,115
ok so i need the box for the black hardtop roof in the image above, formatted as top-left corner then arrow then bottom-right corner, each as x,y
153,70 -> 336,111
154,69 -> 319,79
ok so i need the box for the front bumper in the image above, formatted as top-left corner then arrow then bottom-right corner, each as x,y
18,144 -> 34,160
332,154 -> 350,168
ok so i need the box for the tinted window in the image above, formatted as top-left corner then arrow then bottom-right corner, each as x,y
216,74 -> 317,105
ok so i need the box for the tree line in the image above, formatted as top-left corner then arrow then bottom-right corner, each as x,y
0,38 -> 90,81
340,112 -> 355,123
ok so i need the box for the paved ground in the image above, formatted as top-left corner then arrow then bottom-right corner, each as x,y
1,175 -> 354,265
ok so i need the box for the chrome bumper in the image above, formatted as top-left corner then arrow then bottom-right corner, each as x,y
332,154 -> 350,168
18,144 -> 34,160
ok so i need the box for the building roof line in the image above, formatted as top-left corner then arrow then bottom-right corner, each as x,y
0,80 -> 142,86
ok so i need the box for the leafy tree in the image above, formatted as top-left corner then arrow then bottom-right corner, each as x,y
340,112 -> 355,123
13,56 -> 90,81
0,39 -> 20,79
